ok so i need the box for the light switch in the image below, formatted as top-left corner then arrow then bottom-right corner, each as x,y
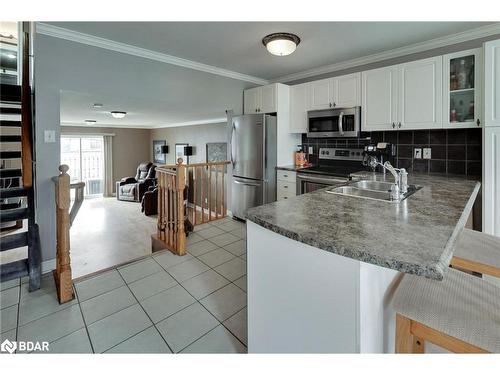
423,148 -> 432,159
414,148 -> 422,159
44,130 -> 56,143
308,146 -> 313,154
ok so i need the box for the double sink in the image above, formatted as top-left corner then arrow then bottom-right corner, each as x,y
326,180 -> 422,203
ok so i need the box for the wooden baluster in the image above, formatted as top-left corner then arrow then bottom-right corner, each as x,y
176,158 -> 186,255
222,164 -> 226,218
169,176 -> 174,248
192,166 -> 197,225
208,165 -> 212,221
53,165 -> 74,304
201,165 -> 205,223
215,165 -> 219,220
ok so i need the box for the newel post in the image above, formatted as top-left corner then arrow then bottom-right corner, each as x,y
53,164 -> 75,303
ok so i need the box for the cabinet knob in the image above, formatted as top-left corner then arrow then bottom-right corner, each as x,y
476,119 -> 481,127
333,102 -> 336,107
392,122 -> 395,129
329,103 -> 332,108
398,122 -> 402,128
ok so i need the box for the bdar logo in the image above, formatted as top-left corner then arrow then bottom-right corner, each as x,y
1,339 -> 17,354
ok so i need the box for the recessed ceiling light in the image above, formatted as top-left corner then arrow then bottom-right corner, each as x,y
6,53 -> 16,59
84,119 -> 97,125
262,33 -> 300,56
92,103 -> 103,108
110,111 -> 127,119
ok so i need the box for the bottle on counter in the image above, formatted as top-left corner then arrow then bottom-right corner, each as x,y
295,146 -> 307,167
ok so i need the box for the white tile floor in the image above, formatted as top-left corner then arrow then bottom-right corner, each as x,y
0,217 -> 247,354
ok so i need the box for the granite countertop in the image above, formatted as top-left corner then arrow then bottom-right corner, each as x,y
246,172 -> 481,280
276,165 -> 312,172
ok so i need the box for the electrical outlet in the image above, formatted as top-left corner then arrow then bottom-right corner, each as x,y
308,146 -> 314,154
414,148 -> 422,159
423,148 -> 432,159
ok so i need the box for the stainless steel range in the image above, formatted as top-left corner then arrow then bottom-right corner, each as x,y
296,147 -> 365,195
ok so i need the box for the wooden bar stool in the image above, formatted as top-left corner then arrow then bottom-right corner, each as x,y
450,228 -> 500,278
393,229 -> 500,353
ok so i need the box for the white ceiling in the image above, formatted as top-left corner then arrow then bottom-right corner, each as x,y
60,90 -> 229,129
48,21 -> 495,80
50,21 -> 499,129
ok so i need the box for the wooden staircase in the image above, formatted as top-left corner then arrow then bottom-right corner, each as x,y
0,31 -> 41,291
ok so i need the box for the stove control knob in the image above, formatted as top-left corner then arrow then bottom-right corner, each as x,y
325,151 -> 330,155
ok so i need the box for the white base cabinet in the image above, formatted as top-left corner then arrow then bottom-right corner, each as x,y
276,170 -> 296,201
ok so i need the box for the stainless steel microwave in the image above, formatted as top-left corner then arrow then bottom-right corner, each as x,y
307,106 -> 361,138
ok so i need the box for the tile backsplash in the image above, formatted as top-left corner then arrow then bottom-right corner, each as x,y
301,128 -> 482,177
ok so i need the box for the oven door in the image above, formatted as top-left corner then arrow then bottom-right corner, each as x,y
296,173 -> 348,195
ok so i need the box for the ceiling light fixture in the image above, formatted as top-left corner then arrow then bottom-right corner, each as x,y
84,120 -> 97,125
92,103 -> 103,108
110,111 -> 127,119
262,32 -> 300,56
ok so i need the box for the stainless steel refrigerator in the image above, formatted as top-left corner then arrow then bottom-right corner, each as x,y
228,113 -> 277,221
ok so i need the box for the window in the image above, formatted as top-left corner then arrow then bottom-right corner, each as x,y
61,136 -> 104,197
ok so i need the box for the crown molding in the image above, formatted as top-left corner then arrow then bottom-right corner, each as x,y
36,23 -> 269,86
274,23 -> 500,83
61,117 -> 226,130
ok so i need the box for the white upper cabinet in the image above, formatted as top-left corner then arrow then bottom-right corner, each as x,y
244,84 -> 277,114
289,83 -> 308,133
484,40 -> 500,127
333,73 -> 361,108
260,84 -> 277,114
398,56 -> 442,130
244,87 -> 261,114
307,78 -> 334,110
443,48 -> 482,128
362,66 -> 399,131
363,57 -> 442,131
305,73 -> 361,111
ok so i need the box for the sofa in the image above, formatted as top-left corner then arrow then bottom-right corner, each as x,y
116,162 -> 156,202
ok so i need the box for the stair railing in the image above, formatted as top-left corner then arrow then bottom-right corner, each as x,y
154,158 -> 229,256
69,181 -> 85,226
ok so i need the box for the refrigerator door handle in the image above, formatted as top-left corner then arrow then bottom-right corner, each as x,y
233,179 -> 261,187
230,122 -> 236,167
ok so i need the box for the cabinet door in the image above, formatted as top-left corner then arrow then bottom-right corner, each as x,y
333,73 -> 361,108
483,127 -> 500,236
260,84 -> 277,113
362,67 -> 398,131
307,78 -> 334,110
443,48 -> 482,128
484,40 -> 500,127
290,83 -> 308,133
244,87 -> 260,114
398,56 -> 442,130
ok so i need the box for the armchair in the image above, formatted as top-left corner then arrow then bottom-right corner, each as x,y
116,162 -> 156,202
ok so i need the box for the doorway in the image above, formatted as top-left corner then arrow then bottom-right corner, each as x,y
61,135 -> 104,198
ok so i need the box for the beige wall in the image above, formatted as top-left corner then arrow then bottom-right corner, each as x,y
60,126 -> 151,191
149,122 -> 227,165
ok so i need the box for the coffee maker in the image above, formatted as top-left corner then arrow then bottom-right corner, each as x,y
362,142 -> 396,172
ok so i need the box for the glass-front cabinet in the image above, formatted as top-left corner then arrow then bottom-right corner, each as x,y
443,48 -> 482,128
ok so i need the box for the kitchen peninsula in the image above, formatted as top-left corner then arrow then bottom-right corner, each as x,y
245,172 -> 480,353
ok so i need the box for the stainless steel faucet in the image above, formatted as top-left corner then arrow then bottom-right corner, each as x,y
375,161 -> 409,200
